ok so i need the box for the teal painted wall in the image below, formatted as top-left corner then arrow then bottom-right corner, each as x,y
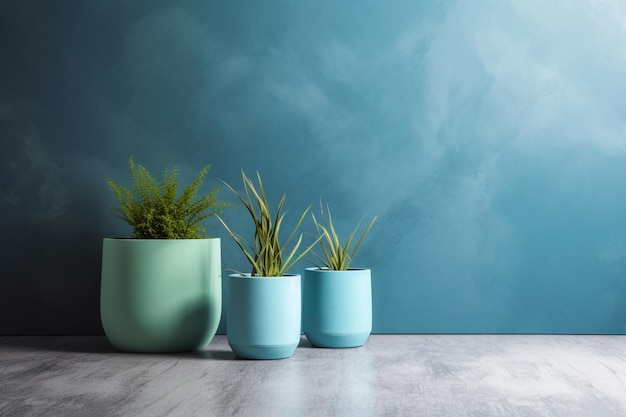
1,0 -> 626,334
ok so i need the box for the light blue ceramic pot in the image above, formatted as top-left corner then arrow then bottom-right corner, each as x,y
302,267 -> 372,348
101,238 -> 222,353
227,274 -> 301,360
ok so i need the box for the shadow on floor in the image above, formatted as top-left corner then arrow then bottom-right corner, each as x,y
0,335 -> 239,360
0,335 -> 118,354
173,349 -> 237,361
0,335 -> 318,359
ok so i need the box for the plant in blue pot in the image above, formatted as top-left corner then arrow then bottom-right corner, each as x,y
101,156 -> 229,353
303,201 -> 377,348
217,170 -> 320,360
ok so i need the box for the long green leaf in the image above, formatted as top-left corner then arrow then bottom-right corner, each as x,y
309,200 -> 376,270
218,169 -> 318,277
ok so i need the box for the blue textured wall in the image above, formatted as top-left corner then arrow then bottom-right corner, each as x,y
2,0 -> 626,334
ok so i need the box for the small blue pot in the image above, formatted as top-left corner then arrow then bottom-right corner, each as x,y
227,274 -> 301,359
302,267 -> 372,348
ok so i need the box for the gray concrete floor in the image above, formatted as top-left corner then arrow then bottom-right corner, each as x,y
1,334 -> 626,416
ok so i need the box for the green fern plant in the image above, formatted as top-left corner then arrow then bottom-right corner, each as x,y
217,170 -> 320,277
310,201 -> 377,270
107,156 -> 228,239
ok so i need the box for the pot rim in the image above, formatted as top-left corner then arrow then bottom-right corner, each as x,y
103,237 -> 221,241
228,273 -> 300,279
304,267 -> 370,272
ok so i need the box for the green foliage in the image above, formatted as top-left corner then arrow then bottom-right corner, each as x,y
310,200 -> 377,270
217,170 -> 320,277
107,156 -> 228,239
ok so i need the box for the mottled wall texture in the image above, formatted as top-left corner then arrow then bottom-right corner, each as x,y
2,0 -> 626,334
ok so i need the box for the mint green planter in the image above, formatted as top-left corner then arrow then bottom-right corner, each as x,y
227,274 -> 301,360
100,238 -> 222,353
302,268 -> 372,348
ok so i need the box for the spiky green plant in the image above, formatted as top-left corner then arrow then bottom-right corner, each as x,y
310,201 -> 377,270
217,170 -> 320,277
107,156 -> 228,239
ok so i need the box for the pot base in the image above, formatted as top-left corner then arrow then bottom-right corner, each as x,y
305,332 -> 369,348
229,342 -> 298,360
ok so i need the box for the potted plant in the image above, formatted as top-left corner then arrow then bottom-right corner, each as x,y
101,156 -> 229,352
218,170 -> 319,360
302,201 -> 377,348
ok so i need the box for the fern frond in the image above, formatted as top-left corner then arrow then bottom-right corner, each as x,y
106,156 -> 228,239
